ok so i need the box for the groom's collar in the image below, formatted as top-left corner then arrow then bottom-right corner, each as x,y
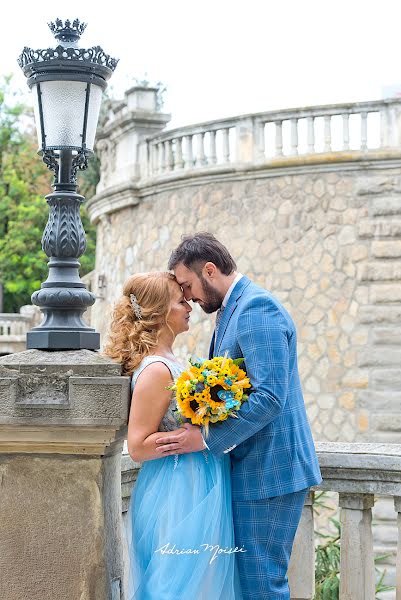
222,273 -> 244,308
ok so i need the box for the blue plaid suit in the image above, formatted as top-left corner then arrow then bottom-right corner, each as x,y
206,276 -> 321,598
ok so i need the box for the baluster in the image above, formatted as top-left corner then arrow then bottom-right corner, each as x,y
290,118 -> 299,156
209,131 -> 217,165
275,121 -> 283,156
151,143 -> 158,175
196,132 -> 206,167
324,115 -> 332,152
338,493 -> 375,600
307,116 -> 315,153
288,491 -> 315,600
342,113 -> 350,150
176,137 -> 184,169
166,140 -> 174,171
255,121 -> 265,161
186,135 -> 194,168
360,112 -> 368,151
380,105 -> 392,148
159,141 -> 166,172
222,128 -> 230,162
395,496 -> 401,600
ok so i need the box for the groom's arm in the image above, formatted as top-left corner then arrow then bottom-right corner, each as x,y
205,295 -> 291,457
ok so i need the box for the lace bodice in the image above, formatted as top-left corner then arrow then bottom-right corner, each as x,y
131,355 -> 185,432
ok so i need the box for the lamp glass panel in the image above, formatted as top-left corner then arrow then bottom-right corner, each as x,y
32,85 -> 43,149
85,84 -> 103,151
40,80 -> 87,149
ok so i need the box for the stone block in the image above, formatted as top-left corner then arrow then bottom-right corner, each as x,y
370,196 -> 401,216
372,241 -> 401,258
358,347 -> 401,367
359,390 -> 401,412
361,219 -> 401,238
370,284 -> 401,303
370,369 -> 401,391
359,305 -> 401,324
360,261 -> 401,282
372,327 -> 401,345
373,413 -> 401,432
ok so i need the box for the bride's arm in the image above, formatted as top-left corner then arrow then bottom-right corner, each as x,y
127,361 -> 185,462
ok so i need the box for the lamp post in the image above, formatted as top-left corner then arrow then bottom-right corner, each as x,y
18,18 -> 118,350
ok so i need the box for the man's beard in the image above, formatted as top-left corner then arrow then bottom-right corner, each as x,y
196,276 -> 224,314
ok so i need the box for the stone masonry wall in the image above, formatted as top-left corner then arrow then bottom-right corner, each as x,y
90,165 -> 401,444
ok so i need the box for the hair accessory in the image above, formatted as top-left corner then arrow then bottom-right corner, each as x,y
129,294 -> 142,320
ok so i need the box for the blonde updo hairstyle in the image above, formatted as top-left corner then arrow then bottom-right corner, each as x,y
103,271 -> 178,375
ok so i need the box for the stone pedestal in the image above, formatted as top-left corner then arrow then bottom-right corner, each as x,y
0,349 -> 130,600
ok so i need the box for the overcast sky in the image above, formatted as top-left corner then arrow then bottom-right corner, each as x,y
2,0 -> 401,128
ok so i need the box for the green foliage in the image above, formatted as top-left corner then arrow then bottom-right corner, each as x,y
0,74 -> 96,313
313,492 -> 395,600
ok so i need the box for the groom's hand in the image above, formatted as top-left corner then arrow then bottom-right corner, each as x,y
155,423 -> 206,455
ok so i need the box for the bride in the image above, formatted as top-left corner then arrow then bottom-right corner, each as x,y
104,271 -> 242,600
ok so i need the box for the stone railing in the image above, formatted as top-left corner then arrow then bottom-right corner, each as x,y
121,442 -> 401,600
0,306 -> 40,355
138,99 -> 401,181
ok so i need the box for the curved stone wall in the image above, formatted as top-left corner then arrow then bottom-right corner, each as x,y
88,160 -> 401,444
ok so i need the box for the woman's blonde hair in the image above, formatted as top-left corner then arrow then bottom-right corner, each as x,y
103,271 -> 178,375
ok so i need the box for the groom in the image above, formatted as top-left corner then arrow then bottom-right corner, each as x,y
156,232 -> 321,599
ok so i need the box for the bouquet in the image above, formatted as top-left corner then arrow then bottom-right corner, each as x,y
169,355 -> 251,436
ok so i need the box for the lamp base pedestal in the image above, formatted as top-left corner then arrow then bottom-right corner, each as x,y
27,329 -> 100,350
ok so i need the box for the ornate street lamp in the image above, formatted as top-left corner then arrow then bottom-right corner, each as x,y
17,18 -> 118,350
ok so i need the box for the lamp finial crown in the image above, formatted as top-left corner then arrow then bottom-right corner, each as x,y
48,18 -> 87,44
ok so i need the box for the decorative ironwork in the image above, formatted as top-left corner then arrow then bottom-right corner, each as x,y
71,150 -> 90,184
41,192 -> 87,258
48,18 -> 87,42
41,150 -> 59,182
18,44 -> 119,74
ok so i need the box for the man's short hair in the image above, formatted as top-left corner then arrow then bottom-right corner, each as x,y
168,232 -> 237,275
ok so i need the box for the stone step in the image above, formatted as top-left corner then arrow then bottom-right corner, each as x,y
359,305 -> 401,324
358,219 -> 401,239
370,196 -> 401,216
359,261 -> 401,281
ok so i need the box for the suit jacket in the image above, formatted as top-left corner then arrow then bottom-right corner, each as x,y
205,276 -> 322,501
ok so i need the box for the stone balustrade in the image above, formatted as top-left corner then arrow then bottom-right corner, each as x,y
138,99 -> 401,181
0,306 -> 40,355
120,442 -> 401,599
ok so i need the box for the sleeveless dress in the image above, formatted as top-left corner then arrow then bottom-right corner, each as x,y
126,355 -> 243,600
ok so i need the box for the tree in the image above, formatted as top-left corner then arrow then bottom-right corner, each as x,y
0,75 -> 97,313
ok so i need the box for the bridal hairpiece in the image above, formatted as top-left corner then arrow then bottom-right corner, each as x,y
130,294 -> 142,320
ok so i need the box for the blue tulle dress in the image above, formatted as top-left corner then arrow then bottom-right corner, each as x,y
126,355 -> 242,600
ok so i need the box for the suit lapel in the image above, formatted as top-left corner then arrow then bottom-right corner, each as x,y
214,276 -> 251,355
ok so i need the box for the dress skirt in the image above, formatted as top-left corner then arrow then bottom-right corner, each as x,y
126,451 -> 243,600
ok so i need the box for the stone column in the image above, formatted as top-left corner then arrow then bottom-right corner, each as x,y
288,491 -> 315,600
338,492 -> 375,600
395,496 -> 401,600
0,349 -> 130,600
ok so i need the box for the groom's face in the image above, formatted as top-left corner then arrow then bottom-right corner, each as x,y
174,263 -> 224,314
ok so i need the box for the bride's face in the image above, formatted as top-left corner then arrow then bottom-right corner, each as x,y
166,283 -> 192,335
